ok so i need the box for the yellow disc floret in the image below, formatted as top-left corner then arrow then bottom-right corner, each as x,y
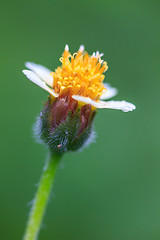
50,46 -> 108,100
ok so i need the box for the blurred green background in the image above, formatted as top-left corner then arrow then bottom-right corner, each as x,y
0,0 -> 160,239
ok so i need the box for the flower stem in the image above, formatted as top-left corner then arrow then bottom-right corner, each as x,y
23,153 -> 62,240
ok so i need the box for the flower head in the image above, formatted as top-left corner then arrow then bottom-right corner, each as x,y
22,45 -> 136,153
23,44 -> 135,112
51,44 -> 108,100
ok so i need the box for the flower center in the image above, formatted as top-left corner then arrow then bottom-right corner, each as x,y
50,47 -> 108,100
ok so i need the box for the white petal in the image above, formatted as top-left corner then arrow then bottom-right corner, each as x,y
22,70 -> 58,98
25,62 -> 53,87
91,52 -> 96,58
100,83 -> 118,100
65,44 -> 69,52
99,100 -> 136,112
72,95 -> 97,106
99,53 -> 104,58
96,51 -> 100,57
72,95 -> 136,112
78,45 -> 85,52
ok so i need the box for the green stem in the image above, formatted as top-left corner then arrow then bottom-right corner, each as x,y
23,153 -> 62,240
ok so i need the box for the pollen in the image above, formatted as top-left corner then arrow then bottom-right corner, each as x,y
50,46 -> 108,100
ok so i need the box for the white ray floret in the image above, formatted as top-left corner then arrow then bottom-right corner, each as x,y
92,51 -> 104,60
79,45 -> 85,52
96,51 -> 100,57
95,51 -> 104,59
65,44 -> 69,52
25,62 -> 53,87
100,83 -> 118,100
22,70 -> 58,98
72,95 -> 136,112
99,53 -> 104,58
92,52 -> 96,58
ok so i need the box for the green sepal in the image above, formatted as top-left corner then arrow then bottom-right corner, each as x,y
36,99 -> 96,154
47,111 -> 80,154
68,124 -> 93,151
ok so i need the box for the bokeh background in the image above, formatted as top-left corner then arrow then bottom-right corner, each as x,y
0,0 -> 160,239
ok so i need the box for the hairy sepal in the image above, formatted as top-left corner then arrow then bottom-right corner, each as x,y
35,97 -> 96,154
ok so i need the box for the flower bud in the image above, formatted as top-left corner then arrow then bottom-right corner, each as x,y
35,96 -> 96,154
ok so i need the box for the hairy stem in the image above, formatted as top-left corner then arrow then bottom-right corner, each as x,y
23,153 -> 62,240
